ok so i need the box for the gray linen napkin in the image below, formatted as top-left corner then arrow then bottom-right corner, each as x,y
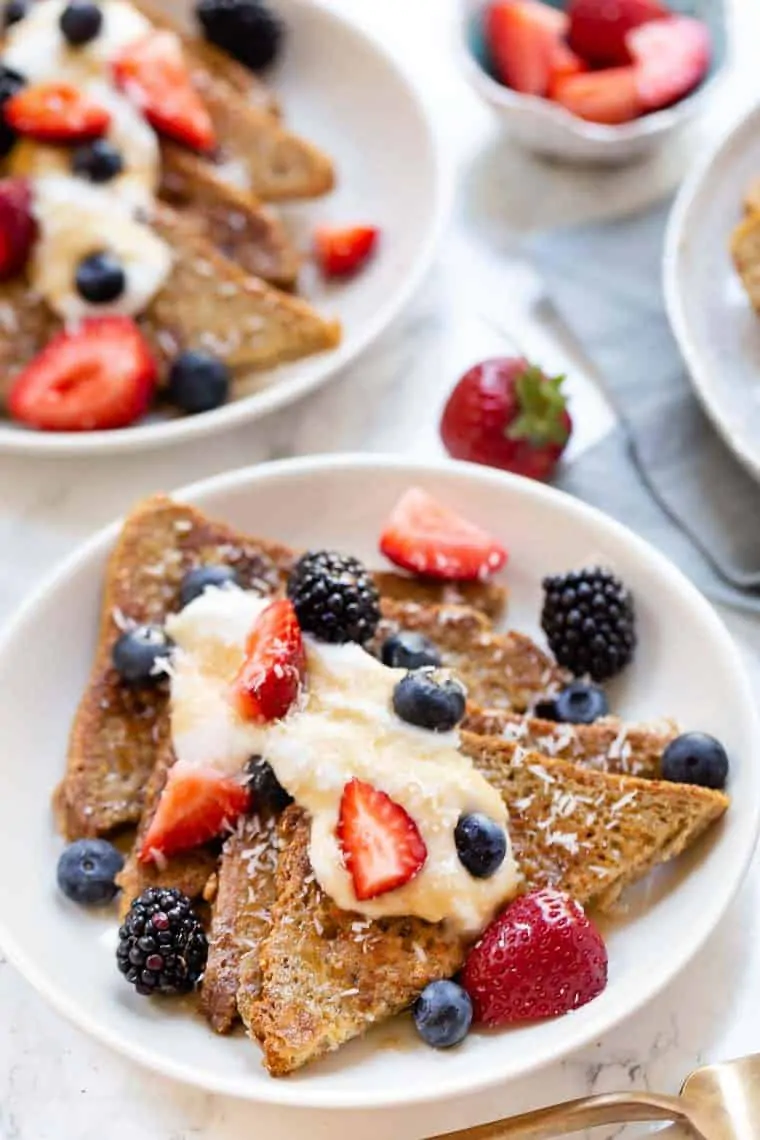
529,204 -> 760,613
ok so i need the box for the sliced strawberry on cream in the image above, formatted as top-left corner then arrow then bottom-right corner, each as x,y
5,82 -> 111,143
232,598 -> 306,723
138,764 -> 251,863
337,778 -> 427,901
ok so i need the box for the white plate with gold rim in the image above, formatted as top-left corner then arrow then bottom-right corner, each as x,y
0,454 -> 756,1107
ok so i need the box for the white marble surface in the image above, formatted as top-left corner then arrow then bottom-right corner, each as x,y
2,0 -> 760,1136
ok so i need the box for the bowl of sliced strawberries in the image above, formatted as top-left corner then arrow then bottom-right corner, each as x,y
458,0 -> 728,163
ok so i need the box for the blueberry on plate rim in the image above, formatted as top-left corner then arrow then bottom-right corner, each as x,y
57,838 -> 124,905
179,563 -> 240,608
116,887 -> 208,996
392,668 -> 467,733
455,812 -> 507,879
381,629 -> 442,671
661,732 -> 729,790
167,350 -> 231,415
112,623 -> 173,684
287,549 -> 380,645
413,979 -> 473,1049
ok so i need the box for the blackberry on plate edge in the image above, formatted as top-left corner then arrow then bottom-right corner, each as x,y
287,550 -> 380,645
196,0 -> 284,72
541,567 -> 635,682
245,756 -> 293,813
116,887 -> 208,996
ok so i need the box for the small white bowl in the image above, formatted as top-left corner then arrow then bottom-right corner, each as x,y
457,0 -> 730,164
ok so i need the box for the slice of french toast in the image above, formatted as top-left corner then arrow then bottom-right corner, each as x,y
731,211 -> 760,314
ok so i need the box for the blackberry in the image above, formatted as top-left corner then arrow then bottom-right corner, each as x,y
116,887 -> 207,996
541,567 -> 635,682
245,756 -> 293,814
287,550 -> 380,645
196,0 -> 284,72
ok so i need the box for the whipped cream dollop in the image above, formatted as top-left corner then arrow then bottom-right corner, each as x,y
166,587 -> 521,935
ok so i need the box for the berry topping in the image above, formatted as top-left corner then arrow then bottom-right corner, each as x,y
314,224 -> 379,279
112,623 -> 173,684
0,65 -> 26,157
567,0 -> 667,66
440,358 -> 572,480
462,887 -> 608,1025
3,0 -> 29,27
287,550 -> 381,645
245,755 -> 293,813
392,668 -> 467,733
4,82 -> 110,143
57,838 -> 124,905
166,350 -> 231,415
138,764 -> 251,862
179,564 -> 239,608
72,138 -> 124,183
541,567 -> 635,682
485,0 -> 579,97
233,598 -> 306,723
113,31 -> 216,153
661,732 -> 729,790
75,250 -> 126,304
536,680 -> 609,725
413,980 -> 473,1049
337,777 -> 427,901
8,317 -> 157,432
59,0 -> 103,45
552,66 -> 642,125
196,0 -> 284,72
627,16 -> 710,113
454,812 -> 507,879
381,630 -> 442,671
379,487 -> 508,581
116,887 -> 208,996
0,176 -> 36,280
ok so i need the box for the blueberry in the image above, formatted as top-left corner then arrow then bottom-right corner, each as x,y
112,625 -> 173,685
538,681 -> 609,725
72,139 -> 124,184
3,0 -> 28,26
75,251 -> 126,304
392,669 -> 466,733
179,564 -> 239,608
167,351 -> 230,415
57,839 -> 124,905
413,980 -> 472,1049
381,630 -> 442,671
661,732 -> 729,790
454,813 -> 507,879
0,65 -> 25,157
60,0 -> 103,44
245,756 -> 293,813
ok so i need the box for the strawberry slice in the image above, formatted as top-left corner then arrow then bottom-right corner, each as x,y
552,66 -> 642,124
567,0 -> 668,66
138,764 -> 251,864
233,598 -> 306,723
379,487 -> 508,581
112,31 -> 216,153
337,778 -> 427,901
627,17 -> 711,112
314,225 -> 379,279
0,177 -> 36,280
4,83 -> 110,144
8,317 -> 157,432
485,0 -> 569,97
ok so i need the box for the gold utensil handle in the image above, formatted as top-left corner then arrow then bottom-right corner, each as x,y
430,1091 -> 692,1140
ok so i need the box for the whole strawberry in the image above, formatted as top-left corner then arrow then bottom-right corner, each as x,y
440,358 -> 572,482
461,887 -> 608,1025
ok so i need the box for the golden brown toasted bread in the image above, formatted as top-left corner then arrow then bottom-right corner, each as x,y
731,211 -> 760,314
372,572 -> 506,623
744,178 -> 760,216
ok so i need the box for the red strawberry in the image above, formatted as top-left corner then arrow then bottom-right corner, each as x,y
485,0 -> 569,96
113,31 -> 216,153
233,598 -> 306,723
0,177 -> 36,280
440,358 -> 572,481
337,778 -> 427,901
379,487 -> 508,581
138,764 -> 250,863
4,83 -> 110,143
314,225 -> 379,279
567,0 -> 668,66
627,17 -> 710,112
552,66 -> 642,124
8,317 -> 157,432
547,40 -> 587,90
462,888 -> 608,1024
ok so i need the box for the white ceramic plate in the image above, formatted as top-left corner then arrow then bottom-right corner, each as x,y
665,101 -> 760,482
0,0 -> 445,457
0,455 -> 756,1108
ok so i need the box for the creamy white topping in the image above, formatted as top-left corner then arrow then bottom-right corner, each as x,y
166,588 -> 521,935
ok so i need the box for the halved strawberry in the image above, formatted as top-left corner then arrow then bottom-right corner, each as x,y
138,764 -> 251,863
112,31 -> 216,153
314,225 -> 379,279
485,0 -> 569,97
627,16 -> 710,112
337,778 -> 427,901
0,177 -> 36,280
8,317 -> 157,432
552,66 -> 642,124
4,83 -> 110,143
567,0 -> 668,66
233,598 -> 306,723
379,487 -> 508,581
